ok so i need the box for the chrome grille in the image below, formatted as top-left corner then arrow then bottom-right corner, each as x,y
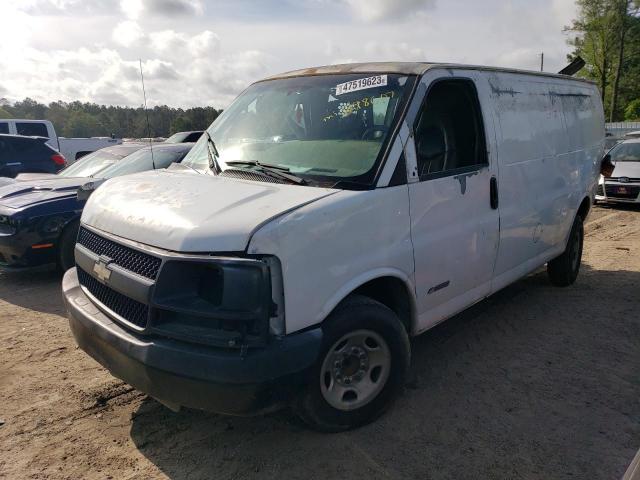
78,268 -> 149,328
77,227 -> 161,280
608,177 -> 640,182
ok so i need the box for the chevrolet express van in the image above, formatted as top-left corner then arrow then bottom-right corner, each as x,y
63,63 -> 605,431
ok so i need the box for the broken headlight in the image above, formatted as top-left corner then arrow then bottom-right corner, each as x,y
150,256 -> 280,348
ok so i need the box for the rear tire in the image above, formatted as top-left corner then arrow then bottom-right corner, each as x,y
294,295 -> 410,432
547,214 -> 583,287
57,220 -> 80,272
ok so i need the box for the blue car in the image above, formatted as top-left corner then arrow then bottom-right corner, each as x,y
0,142 -> 194,271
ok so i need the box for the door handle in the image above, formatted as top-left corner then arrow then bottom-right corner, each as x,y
490,176 -> 499,209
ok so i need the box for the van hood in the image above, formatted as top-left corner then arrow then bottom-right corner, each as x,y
0,176 -> 87,210
612,161 -> 640,178
81,170 -> 338,252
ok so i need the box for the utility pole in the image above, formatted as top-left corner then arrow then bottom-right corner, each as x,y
540,52 -> 544,72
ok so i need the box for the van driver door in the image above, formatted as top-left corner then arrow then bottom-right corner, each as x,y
403,71 -> 500,332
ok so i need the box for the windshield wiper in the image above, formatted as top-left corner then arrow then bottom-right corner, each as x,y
204,131 -> 221,174
226,160 -> 307,185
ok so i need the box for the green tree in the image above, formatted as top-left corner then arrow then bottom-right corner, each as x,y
170,116 -> 194,134
566,0 -> 640,120
624,98 -> 640,119
2,98 -> 222,138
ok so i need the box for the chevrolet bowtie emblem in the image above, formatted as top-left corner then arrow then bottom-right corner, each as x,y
93,256 -> 113,283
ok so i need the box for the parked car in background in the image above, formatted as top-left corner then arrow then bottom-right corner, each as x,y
63,62 -> 604,431
58,137 -> 123,163
0,119 -> 59,150
0,134 -> 67,178
164,131 -> 203,143
0,142 -> 193,271
0,118 -> 124,164
595,138 -> 640,204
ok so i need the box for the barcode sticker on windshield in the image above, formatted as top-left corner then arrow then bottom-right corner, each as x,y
335,75 -> 387,96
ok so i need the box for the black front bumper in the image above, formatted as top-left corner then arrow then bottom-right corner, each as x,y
0,229 -> 57,268
63,268 -> 323,415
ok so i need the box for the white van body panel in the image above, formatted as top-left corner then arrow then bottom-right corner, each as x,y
248,187 -> 415,334
486,72 -> 604,292
401,68 -> 502,332
81,169 -> 337,253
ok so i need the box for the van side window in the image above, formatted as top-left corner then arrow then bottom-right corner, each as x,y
16,122 -> 48,138
413,79 -> 487,179
0,122 -> 8,134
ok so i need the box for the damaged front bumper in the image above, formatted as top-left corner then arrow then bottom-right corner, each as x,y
63,267 -> 322,415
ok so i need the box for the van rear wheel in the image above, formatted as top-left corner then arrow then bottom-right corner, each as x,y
547,214 -> 584,287
294,295 -> 410,432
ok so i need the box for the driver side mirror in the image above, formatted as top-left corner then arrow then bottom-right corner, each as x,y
600,154 -> 614,178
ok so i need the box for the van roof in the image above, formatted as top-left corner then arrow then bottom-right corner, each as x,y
261,62 -> 595,84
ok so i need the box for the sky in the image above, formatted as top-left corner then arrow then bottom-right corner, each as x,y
0,0 -> 578,109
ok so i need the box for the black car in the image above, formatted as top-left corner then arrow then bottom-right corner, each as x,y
164,131 -> 204,143
0,142 -> 194,271
0,134 -> 67,177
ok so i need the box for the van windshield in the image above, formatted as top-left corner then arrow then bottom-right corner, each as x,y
182,73 -> 416,186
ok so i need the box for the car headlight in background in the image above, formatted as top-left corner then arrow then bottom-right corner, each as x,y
151,255 -> 284,348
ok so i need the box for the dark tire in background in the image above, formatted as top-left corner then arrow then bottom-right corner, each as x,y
548,214 -> 584,287
58,220 -> 80,272
294,295 -> 410,432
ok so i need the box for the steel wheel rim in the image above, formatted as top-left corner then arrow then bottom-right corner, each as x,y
320,329 -> 391,411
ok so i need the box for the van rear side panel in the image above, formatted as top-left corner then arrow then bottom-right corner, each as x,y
486,72 -> 603,291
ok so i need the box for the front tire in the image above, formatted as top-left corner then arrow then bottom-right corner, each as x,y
294,295 -> 410,432
547,214 -> 584,287
57,220 -> 80,272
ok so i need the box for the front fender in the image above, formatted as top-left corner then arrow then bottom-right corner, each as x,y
248,186 -> 415,335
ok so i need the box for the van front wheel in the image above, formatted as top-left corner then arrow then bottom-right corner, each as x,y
294,295 -> 410,432
547,214 -> 584,287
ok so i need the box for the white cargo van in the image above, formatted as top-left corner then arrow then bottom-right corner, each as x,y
63,63 -> 605,431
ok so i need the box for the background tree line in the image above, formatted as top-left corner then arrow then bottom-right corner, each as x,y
567,0 -> 640,121
0,98 -> 222,138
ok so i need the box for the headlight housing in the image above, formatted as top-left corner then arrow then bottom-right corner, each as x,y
150,256 -> 283,348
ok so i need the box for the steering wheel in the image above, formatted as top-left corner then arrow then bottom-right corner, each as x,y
361,126 -> 389,140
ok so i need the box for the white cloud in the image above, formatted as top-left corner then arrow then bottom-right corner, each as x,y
363,41 -> 426,61
121,0 -> 144,19
112,20 -> 145,47
145,0 -> 204,16
0,0 -> 579,109
345,0 -> 436,21
149,30 -> 188,51
189,30 -> 220,57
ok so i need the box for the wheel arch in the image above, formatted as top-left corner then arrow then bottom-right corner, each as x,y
577,195 -> 591,221
317,269 -> 417,336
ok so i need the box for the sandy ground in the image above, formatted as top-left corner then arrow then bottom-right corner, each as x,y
0,205 -> 639,480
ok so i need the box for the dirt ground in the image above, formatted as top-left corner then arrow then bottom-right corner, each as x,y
0,205 -> 639,480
